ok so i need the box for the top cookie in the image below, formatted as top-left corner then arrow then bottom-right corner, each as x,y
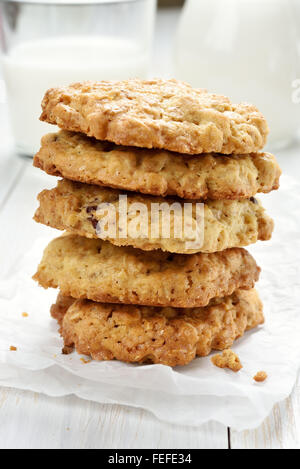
40,79 -> 269,155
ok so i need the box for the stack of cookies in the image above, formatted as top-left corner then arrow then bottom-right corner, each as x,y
33,79 -> 281,367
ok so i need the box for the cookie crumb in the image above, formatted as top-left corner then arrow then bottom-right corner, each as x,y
22,312 -> 29,318
10,346 -> 17,351
254,371 -> 268,382
211,349 -> 243,372
62,345 -> 74,355
80,357 -> 91,364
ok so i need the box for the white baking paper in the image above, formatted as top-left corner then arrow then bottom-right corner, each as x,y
0,174 -> 299,431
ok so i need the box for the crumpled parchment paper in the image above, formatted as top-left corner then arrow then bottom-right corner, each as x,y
0,175 -> 299,431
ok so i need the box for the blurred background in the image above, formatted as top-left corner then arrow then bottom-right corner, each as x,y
1,0 -> 300,156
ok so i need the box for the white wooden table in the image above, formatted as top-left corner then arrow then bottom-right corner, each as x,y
0,7 -> 300,450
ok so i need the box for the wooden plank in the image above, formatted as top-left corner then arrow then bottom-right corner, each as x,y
0,159 -> 56,279
0,387 -> 228,449
0,105 -> 26,208
0,158 -> 26,211
230,385 -> 300,449
0,79 -> 6,104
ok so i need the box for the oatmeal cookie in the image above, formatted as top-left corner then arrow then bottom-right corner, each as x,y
40,79 -> 268,155
33,131 -> 280,200
34,234 -> 261,308
51,289 -> 264,367
34,179 -> 274,254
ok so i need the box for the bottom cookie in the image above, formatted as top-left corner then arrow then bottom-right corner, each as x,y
51,289 -> 264,367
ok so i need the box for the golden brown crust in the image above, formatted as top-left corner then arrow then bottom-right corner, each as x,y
34,179 -> 274,254
33,131 -> 281,200
40,79 -> 269,155
50,293 -> 74,332
51,289 -> 264,367
211,349 -> 243,372
33,234 -> 261,308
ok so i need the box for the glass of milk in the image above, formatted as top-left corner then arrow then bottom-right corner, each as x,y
175,0 -> 300,150
0,0 -> 157,156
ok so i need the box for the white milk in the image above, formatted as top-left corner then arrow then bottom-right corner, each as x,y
2,36 -> 149,155
175,0 -> 300,148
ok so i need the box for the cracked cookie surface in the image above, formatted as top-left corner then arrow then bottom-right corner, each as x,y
51,289 -> 264,367
34,234 -> 260,308
34,179 -> 274,254
34,131 -> 281,200
40,79 -> 269,155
